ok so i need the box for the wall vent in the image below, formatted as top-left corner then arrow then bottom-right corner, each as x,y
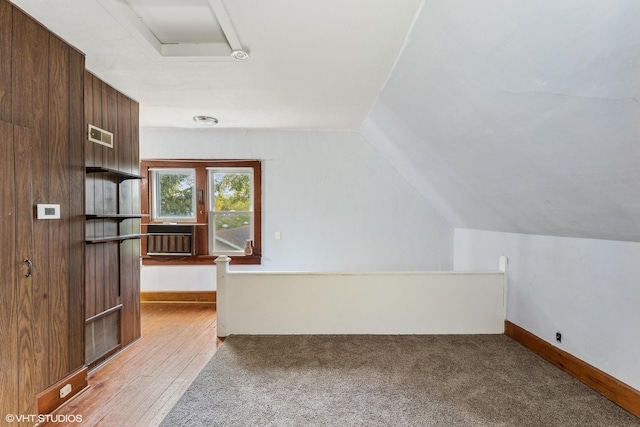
88,124 -> 113,148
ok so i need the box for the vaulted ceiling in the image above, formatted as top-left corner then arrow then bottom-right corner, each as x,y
363,0 -> 640,241
362,0 -> 640,242
11,0 -> 640,242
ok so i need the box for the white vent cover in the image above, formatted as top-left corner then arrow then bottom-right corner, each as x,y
88,124 -> 113,148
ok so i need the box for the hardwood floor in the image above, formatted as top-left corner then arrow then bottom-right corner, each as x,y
45,303 -> 221,426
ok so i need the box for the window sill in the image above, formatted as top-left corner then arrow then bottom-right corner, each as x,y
141,255 -> 261,266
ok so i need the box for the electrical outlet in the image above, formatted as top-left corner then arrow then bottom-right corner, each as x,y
556,332 -> 562,343
59,383 -> 72,399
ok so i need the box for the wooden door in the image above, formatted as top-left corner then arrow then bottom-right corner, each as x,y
0,119 -> 35,418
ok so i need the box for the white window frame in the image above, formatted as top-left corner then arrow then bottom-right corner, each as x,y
150,168 -> 197,222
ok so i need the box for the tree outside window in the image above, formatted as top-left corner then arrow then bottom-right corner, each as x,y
210,170 -> 253,254
152,169 -> 196,221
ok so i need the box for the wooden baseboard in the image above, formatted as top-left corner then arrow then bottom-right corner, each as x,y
140,291 -> 216,304
505,320 -> 640,418
36,367 -> 88,416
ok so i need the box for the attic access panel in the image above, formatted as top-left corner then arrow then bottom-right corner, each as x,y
98,0 -> 247,60
126,0 -> 225,44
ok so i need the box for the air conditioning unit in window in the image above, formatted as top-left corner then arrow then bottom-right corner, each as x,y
146,224 -> 195,256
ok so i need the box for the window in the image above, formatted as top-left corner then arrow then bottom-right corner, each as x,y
209,168 -> 254,255
151,168 -> 196,221
140,160 -> 261,265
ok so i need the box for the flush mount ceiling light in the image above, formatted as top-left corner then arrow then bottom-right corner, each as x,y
193,116 -> 219,125
231,49 -> 250,61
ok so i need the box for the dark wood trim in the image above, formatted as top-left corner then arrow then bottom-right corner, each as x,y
142,254 -> 261,266
36,367 -> 88,416
141,159 -> 258,168
140,291 -> 216,303
505,321 -> 640,418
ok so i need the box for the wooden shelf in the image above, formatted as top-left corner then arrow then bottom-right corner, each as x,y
86,234 -> 146,244
86,214 -> 146,221
86,166 -> 144,182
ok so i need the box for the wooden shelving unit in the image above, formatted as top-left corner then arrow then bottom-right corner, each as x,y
83,75 -> 141,368
85,167 -> 145,245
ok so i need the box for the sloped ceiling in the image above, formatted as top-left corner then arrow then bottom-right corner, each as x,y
363,0 -> 640,242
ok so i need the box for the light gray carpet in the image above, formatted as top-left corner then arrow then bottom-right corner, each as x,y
161,335 -> 640,426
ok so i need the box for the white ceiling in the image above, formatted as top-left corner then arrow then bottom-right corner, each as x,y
10,0 -> 422,129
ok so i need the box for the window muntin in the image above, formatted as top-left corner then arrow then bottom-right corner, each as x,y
208,168 -> 253,255
151,168 -> 196,221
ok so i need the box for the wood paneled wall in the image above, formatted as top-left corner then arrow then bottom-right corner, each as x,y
84,71 -> 141,354
0,1 -> 11,122
118,96 -> 142,346
0,0 -> 85,418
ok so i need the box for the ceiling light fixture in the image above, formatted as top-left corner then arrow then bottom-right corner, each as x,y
231,49 -> 250,61
193,116 -> 218,125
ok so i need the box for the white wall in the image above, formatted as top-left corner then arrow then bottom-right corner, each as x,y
140,128 -> 453,290
218,269 -> 506,336
453,228 -> 640,391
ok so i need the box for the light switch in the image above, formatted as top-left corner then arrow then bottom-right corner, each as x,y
275,231 -> 281,240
